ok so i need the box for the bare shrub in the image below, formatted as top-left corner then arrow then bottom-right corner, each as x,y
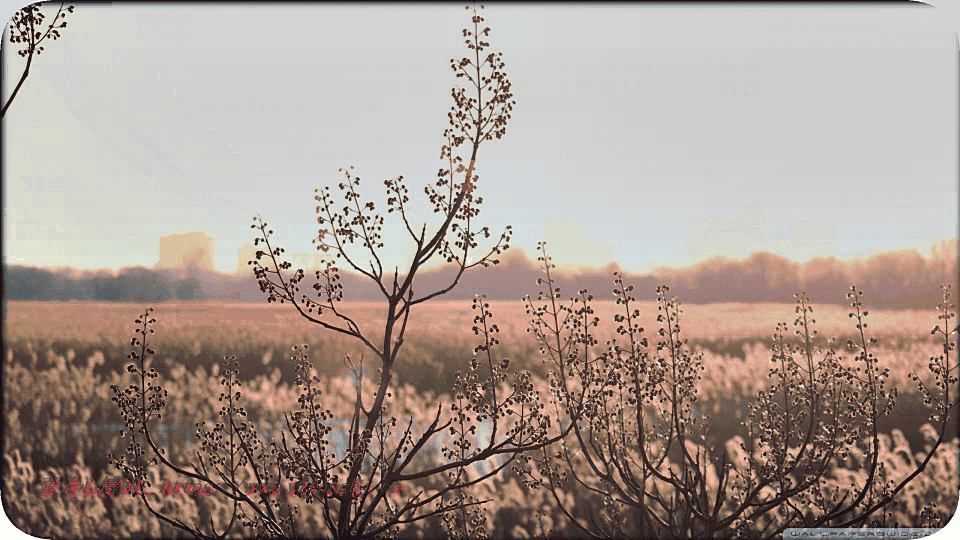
514,242 -> 958,539
107,6 -> 586,539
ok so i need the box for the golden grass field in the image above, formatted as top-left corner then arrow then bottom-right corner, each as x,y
5,298 -> 940,344
3,298 -> 957,538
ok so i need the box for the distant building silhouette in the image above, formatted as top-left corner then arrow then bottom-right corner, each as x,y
158,231 -> 214,271
289,251 -> 323,272
237,241 -> 257,275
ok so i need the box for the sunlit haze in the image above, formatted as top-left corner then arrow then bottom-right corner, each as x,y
4,4 -> 957,276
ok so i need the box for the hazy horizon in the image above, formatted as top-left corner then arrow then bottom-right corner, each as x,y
7,232 -> 958,280
4,4 -> 957,276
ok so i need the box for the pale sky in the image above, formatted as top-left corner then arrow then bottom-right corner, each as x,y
3,3 -> 958,276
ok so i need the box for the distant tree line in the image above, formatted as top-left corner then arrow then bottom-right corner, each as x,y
413,245 -> 958,310
3,265 -> 204,302
3,243 -> 955,309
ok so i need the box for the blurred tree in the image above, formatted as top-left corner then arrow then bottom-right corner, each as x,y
174,277 -> 204,301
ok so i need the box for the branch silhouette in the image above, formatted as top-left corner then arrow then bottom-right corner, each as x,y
2,2 -> 74,118
109,5 -> 586,539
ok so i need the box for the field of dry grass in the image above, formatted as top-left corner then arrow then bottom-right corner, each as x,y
3,298 -> 957,537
